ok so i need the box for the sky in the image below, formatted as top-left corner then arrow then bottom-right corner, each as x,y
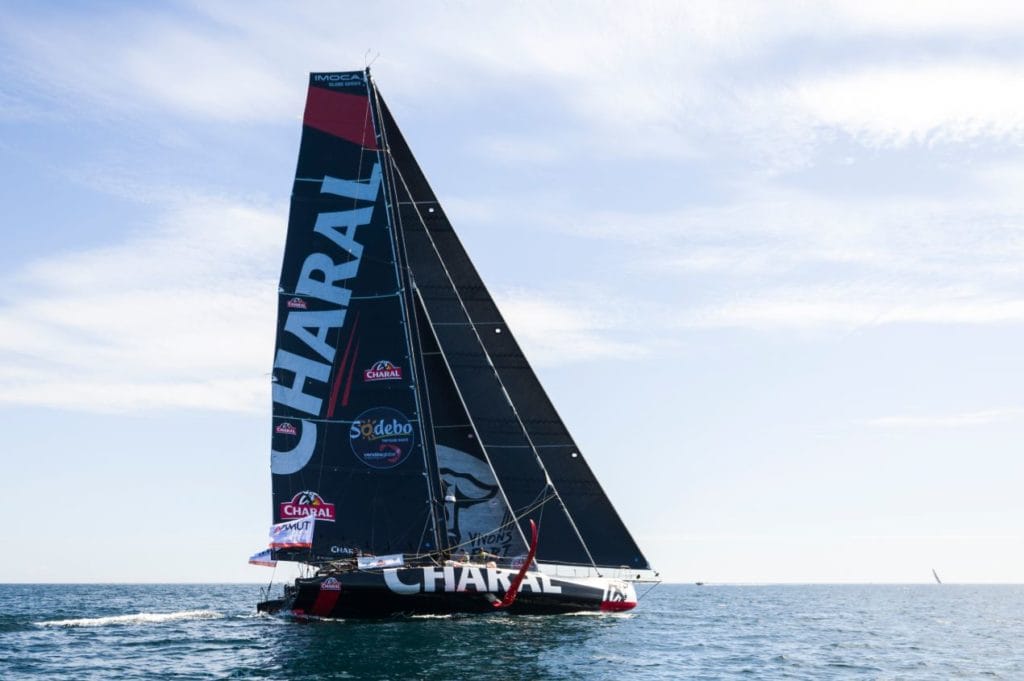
1,1 -> 1022,584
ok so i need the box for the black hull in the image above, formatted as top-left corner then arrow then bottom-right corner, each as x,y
257,566 -> 637,619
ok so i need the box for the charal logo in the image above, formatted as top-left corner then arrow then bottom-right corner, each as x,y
363,360 -> 403,382
350,407 -> 415,469
280,490 -> 336,522
320,577 -> 341,591
275,422 -> 298,436
330,545 -> 356,556
286,297 -> 308,310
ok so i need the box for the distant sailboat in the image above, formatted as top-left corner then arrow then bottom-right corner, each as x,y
932,568 -> 942,584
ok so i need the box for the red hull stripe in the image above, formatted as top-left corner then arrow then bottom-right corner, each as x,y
304,87 -> 378,150
600,601 -> 637,612
309,587 -> 342,616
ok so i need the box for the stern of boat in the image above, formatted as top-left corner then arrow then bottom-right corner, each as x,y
599,579 -> 638,612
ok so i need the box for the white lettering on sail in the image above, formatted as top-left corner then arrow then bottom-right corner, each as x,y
271,420 -> 317,475
295,253 -> 359,307
271,163 -> 381,476
272,349 -> 331,415
314,73 -> 364,84
321,163 -> 381,203
284,309 -> 346,362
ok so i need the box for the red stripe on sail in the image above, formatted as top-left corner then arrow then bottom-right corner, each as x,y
304,87 -> 378,150
341,340 -> 360,407
327,312 -> 360,418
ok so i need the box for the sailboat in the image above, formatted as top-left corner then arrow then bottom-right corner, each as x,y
256,69 -> 657,618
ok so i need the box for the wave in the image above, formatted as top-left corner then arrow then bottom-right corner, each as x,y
37,609 -> 224,628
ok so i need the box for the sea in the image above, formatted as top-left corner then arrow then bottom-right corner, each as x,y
1,583 -> 1021,679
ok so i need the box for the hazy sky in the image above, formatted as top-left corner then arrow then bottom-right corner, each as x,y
1,1 -> 1022,583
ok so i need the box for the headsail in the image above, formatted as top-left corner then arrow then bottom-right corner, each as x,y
372,89 -> 652,575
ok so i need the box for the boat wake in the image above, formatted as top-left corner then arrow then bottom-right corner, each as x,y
562,610 -> 635,619
37,610 -> 224,628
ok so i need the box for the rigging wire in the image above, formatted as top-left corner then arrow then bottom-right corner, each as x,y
380,132 -> 600,573
367,72 -> 446,555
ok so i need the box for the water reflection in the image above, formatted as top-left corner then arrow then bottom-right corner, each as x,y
258,611 -> 632,680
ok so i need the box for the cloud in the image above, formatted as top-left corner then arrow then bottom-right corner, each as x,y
867,407 -> 1024,428
683,285 -> 1024,329
0,195 -> 284,413
527,180 -> 1024,330
493,289 -> 650,366
791,63 -> 1024,147
6,1 -> 1024,166
4,0 -> 1024,408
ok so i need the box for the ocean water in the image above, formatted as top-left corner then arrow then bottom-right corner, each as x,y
0,583 -> 1021,679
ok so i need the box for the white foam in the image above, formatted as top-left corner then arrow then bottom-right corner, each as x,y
562,610 -> 635,618
37,609 -> 224,628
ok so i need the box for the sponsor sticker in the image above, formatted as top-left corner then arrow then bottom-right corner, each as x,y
320,577 -> 341,591
280,490 -> 336,522
286,297 -> 308,310
275,422 -> 298,436
363,360 -> 403,382
313,73 -> 365,86
349,407 -> 415,469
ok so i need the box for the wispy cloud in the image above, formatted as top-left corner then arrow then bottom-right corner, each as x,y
791,63 -> 1024,147
867,407 -> 1024,428
683,285 -> 1024,329
0,195 -> 283,413
493,289 -> 650,365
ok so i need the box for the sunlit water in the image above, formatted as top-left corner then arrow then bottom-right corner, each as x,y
1,583 -> 1021,679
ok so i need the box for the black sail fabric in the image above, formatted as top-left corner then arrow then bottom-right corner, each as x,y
373,91 -> 651,571
270,72 -> 436,561
270,70 -> 650,573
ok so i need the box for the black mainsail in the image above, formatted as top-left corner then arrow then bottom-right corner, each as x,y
270,72 -> 439,561
268,69 -> 652,584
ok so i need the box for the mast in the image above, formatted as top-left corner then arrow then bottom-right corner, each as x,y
366,70 -> 447,557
